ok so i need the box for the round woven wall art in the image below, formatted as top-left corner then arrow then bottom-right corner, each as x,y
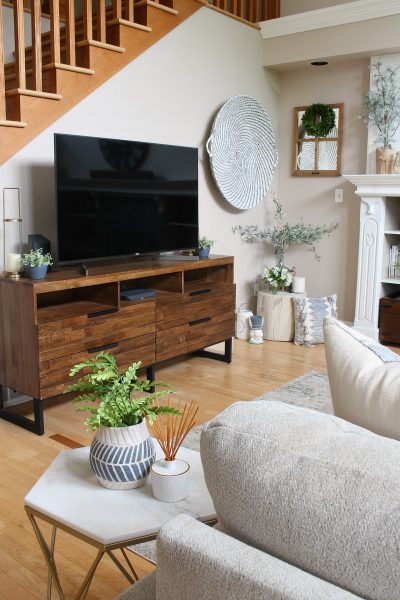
206,95 -> 278,210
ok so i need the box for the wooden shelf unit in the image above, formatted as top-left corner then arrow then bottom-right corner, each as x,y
0,255 -> 235,434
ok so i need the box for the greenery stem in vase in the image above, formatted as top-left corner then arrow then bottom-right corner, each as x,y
233,197 -> 338,265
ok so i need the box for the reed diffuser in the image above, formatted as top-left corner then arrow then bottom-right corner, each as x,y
150,400 -> 199,502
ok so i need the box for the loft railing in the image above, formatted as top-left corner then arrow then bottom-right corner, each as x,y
202,0 -> 280,23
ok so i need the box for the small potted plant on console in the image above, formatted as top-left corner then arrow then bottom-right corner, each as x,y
197,235 -> 215,258
19,248 -> 53,280
65,352 -> 179,490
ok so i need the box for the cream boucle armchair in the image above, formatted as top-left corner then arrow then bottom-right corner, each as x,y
117,400 -> 400,600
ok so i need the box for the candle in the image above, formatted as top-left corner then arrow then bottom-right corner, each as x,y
292,276 -> 305,294
5,253 -> 21,274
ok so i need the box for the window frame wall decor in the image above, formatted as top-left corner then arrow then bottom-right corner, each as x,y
292,103 -> 343,177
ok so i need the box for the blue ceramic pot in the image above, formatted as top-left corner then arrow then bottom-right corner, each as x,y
198,247 -> 210,258
25,265 -> 48,280
89,420 -> 156,490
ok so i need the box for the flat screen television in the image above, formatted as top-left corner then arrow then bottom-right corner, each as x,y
54,133 -> 199,264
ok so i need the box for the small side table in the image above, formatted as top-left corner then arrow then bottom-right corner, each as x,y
257,290 -> 305,341
25,444 -> 216,600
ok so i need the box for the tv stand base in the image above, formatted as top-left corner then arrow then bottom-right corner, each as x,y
0,386 -> 44,435
195,338 -> 232,364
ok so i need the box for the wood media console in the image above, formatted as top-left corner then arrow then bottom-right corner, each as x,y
0,255 -> 235,435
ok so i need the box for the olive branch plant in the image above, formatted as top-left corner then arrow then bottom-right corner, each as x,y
232,197 -> 338,265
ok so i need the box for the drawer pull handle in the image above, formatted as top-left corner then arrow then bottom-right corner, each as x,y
88,342 -> 119,354
189,288 -> 212,296
88,308 -> 119,318
189,317 -> 211,326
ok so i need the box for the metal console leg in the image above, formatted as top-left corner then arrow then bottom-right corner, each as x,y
195,338 -> 233,364
0,385 -> 44,435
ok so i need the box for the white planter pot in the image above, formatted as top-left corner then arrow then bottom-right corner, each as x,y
151,458 -> 190,502
89,420 -> 156,490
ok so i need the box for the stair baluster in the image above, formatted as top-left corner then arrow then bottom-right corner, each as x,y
97,0 -> 106,43
113,0 -> 122,20
50,0 -> 61,64
126,0 -> 134,21
31,0 -> 43,91
65,0 -> 76,65
0,0 -> 6,119
13,0 -> 26,88
83,0 -> 93,40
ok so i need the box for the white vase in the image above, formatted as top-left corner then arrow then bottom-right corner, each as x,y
151,458 -> 190,502
89,420 -> 156,490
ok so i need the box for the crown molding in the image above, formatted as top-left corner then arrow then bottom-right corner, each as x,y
260,0 -> 400,39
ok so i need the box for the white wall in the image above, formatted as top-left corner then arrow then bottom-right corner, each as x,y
281,0 -> 355,16
0,8 -> 280,309
278,59 -> 370,321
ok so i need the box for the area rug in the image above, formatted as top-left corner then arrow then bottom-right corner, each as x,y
131,370 -> 332,563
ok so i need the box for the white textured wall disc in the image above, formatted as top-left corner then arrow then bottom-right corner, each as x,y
206,95 -> 278,210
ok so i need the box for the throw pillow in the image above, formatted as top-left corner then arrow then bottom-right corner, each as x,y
293,294 -> 337,346
324,317 -> 400,440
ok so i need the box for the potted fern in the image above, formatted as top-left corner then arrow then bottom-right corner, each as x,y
65,352 -> 179,490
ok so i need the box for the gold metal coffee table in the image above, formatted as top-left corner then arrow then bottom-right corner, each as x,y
25,445 -> 216,599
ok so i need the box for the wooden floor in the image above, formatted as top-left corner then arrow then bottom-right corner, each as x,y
0,339 -> 328,599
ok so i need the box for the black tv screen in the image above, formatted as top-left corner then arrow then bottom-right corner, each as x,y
54,133 -> 198,264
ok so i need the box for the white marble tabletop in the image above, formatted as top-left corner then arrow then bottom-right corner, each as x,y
24,443 -> 216,546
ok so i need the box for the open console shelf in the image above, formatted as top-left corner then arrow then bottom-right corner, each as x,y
0,255 -> 235,434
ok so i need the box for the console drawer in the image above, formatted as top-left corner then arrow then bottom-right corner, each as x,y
156,312 -> 235,363
40,334 -> 155,399
156,283 -> 235,331
38,302 -> 155,360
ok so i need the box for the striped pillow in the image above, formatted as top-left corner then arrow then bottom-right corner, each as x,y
293,295 -> 337,347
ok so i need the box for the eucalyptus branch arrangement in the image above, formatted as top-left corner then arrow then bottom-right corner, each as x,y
232,197 -> 338,264
363,62 -> 400,149
65,352 -> 178,431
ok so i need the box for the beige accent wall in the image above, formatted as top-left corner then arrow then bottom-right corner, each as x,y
0,8 -> 279,310
281,0 -> 356,16
262,15 -> 400,69
277,58 -> 370,321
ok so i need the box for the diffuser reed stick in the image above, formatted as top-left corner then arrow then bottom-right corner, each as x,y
151,400 -> 199,461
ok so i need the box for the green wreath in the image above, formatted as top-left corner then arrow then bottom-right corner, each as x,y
301,103 -> 336,137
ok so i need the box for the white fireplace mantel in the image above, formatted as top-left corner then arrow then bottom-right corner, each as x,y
343,174 -> 400,339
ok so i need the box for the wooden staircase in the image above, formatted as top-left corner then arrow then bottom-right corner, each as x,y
0,0 -> 279,165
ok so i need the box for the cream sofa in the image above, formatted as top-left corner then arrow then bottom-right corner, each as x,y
324,317 -> 400,440
117,400 -> 400,600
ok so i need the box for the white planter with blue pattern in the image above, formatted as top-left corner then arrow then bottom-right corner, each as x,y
89,420 -> 156,490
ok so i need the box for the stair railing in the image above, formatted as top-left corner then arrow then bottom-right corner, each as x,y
0,0 -> 152,119
201,0 -> 280,23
